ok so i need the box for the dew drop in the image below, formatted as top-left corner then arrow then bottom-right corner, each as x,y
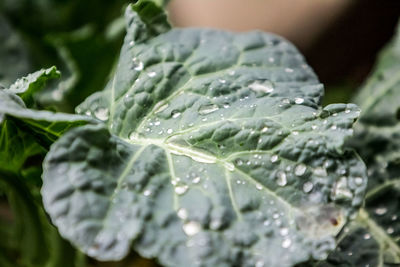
303,182 -> 313,193
261,127 -> 269,133
270,155 -> 279,163
294,98 -> 304,104
295,164 -> 307,176
143,190 -> 152,196
249,81 -> 274,93
256,184 -> 263,190
183,221 -> 201,236
330,125 -> 337,130
282,238 -> 292,248
129,132 -> 139,141
354,177 -> 363,186
311,125 -> 318,130
147,71 -> 156,77
192,176 -> 201,184
285,68 -> 294,73
154,121 -> 161,126
175,185 -> 188,195
236,159 -> 243,166
282,98 -> 290,104
276,171 -> 287,186
375,207 -> 387,216
280,227 -> 289,236
94,108 -> 109,121
177,208 -> 188,220
255,260 -> 265,267
167,128 -> 173,134
345,109 -> 351,114
199,104 -> 219,115
363,233 -> 371,240
133,59 -> 144,71
387,227 -> 394,234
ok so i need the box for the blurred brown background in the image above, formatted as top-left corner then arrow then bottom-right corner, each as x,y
169,0 -> 400,103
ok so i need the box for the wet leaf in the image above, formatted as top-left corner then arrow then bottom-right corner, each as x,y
42,3 -> 367,266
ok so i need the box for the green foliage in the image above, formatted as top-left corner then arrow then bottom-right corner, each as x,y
43,3 -> 368,267
317,22 -> 400,266
0,1 -> 400,266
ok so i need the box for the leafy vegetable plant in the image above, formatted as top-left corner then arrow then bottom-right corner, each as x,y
0,1 -> 399,266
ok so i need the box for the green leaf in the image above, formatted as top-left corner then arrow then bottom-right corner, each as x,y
42,5 -> 367,267
8,67 -> 60,108
319,22 -> 400,266
0,69 -> 96,181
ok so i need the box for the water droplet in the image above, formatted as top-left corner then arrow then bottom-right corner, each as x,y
276,171 -> 287,186
282,98 -> 290,104
249,81 -> 274,93
94,108 -> 109,121
330,125 -> 337,130
374,207 -> 387,216
295,164 -> 307,176
192,176 -> 201,184
256,184 -> 263,190
219,79 -> 226,84
132,58 -> 144,71
392,215 -> 398,221
303,182 -> 313,193
199,104 -> 219,115
167,128 -> 173,134
295,98 -> 304,104
292,131 -> 299,135
285,68 -> 294,73
236,159 -> 243,166
331,177 -> 353,200
183,221 -> 201,236
154,121 -> 161,126
147,71 -> 156,77
129,132 -> 139,141
261,127 -> 269,133
210,219 -> 222,230
175,185 -> 188,195
282,238 -> 292,248
271,155 -> 279,163
177,208 -> 188,220
223,103 -> 230,109
387,227 -> 394,234
311,125 -> 318,130
143,190 -> 152,196
268,57 -> 275,63
129,41 -> 134,46
345,109 -> 351,114
354,177 -> 363,186
280,227 -> 289,236
363,233 -> 371,240
255,260 -> 265,267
